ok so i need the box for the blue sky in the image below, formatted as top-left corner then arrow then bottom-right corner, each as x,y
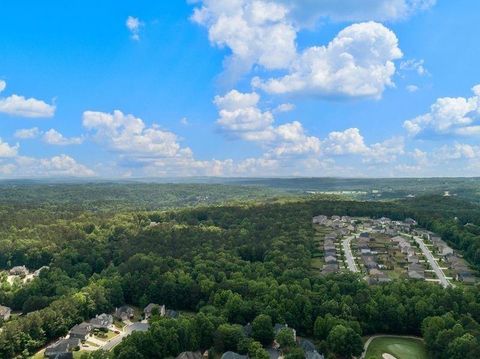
0,0 -> 479,178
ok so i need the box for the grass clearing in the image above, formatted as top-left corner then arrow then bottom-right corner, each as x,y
365,336 -> 427,359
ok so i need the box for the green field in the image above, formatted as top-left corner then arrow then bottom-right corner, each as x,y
365,336 -> 428,359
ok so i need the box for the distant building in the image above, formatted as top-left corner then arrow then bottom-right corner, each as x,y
69,322 -> 92,341
9,265 -> 28,276
45,338 -> 80,359
176,352 -> 203,359
0,305 -> 11,321
144,303 -> 165,319
89,313 -> 113,329
115,305 -> 135,321
220,352 -> 247,359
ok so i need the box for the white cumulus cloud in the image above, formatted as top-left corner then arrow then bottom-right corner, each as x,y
404,84 -> 480,137
14,127 -> 41,139
126,16 -> 143,41
253,22 -> 403,99
43,129 -> 84,145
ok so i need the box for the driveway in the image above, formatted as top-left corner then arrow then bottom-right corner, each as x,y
101,322 -> 150,351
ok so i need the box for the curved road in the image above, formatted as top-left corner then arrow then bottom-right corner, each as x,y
101,322 -> 149,351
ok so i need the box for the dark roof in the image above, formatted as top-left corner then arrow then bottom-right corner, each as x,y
45,338 -> 80,356
69,323 -> 91,336
89,314 -> 113,327
221,352 -> 247,359
176,352 -> 203,359
243,323 -> 253,336
165,309 -> 179,318
299,338 -> 316,352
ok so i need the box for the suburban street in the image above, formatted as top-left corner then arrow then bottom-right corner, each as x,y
342,235 -> 359,272
412,235 -> 451,288
101,322 -> 150,351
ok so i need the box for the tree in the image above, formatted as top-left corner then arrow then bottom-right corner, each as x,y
276,328 -> 295,349
327,325 -> 363,358
214,324 -> 244,353
252,314 -> 274,346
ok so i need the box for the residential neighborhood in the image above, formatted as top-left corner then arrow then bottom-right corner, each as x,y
312,215 -> 477,287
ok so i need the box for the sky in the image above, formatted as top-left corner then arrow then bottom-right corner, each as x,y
1,0 -> 480,178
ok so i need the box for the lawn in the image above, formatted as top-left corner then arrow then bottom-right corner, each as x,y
365,336 -> 427,359
30,349 -> 45,359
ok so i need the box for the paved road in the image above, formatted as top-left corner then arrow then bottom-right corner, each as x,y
101,322 -> 150,351
360,335 -> 424,359
411,235 -> 451,288
342,234 -> 359,272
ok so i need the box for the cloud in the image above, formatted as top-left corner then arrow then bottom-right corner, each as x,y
192,0 -> 297,81
406,84 -> 419,92
323,128 -> 369,155
14,127 -> 41,139
0,94 -> 55,118
10,154 -> 95,177
363,137 -> 405,163
43,129 -> 84,145
400,58 -> 428,76
126,16 -> 143,41
0,80 -> 5,93
253,22 -> 402,99
82,110 -> 190,159
274,103 -> 295,113
214,90 -> 275,142
0,138 -> 19,158
192,1 -> 411,95
404,84 -> 480,137
276,0 -> 436,24
214,90 -> 320,156
180,117 -> 189,126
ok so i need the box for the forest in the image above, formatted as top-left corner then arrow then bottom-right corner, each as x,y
0,182 -> 479,358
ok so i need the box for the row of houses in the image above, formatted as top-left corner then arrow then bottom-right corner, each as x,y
322,233 -> 339,275
180,323 -> 323,359
356,235 -> 391,284
44,303 -> 171,358
391,236 -> 425,280
416,230 -> 476,283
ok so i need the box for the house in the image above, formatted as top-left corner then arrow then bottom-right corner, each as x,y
115,305 -> 134,321
267,348 -> 282,359
0,305 -> 11,321
89,313 -> 113,329
457,271 -> 476,284
312,215 -> 328,225
322,264 -> 338,275
299,338 -> 325,359
325,255 -> 337,264
360,248 -> 371,255
176,352 -> 203,359
220,352 -> 247,359
359,232 -> 370,238
9,265 -> 28,276
243,323 -> 253,337
45,338 -> 80,359
407,254 -> 419,264
404,218 -> 417,226
69,322 -> 92,341
274,323 -> 296,342
144,303 -> 165,319
408,264 -> 425,280
165,309 -> 179,318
